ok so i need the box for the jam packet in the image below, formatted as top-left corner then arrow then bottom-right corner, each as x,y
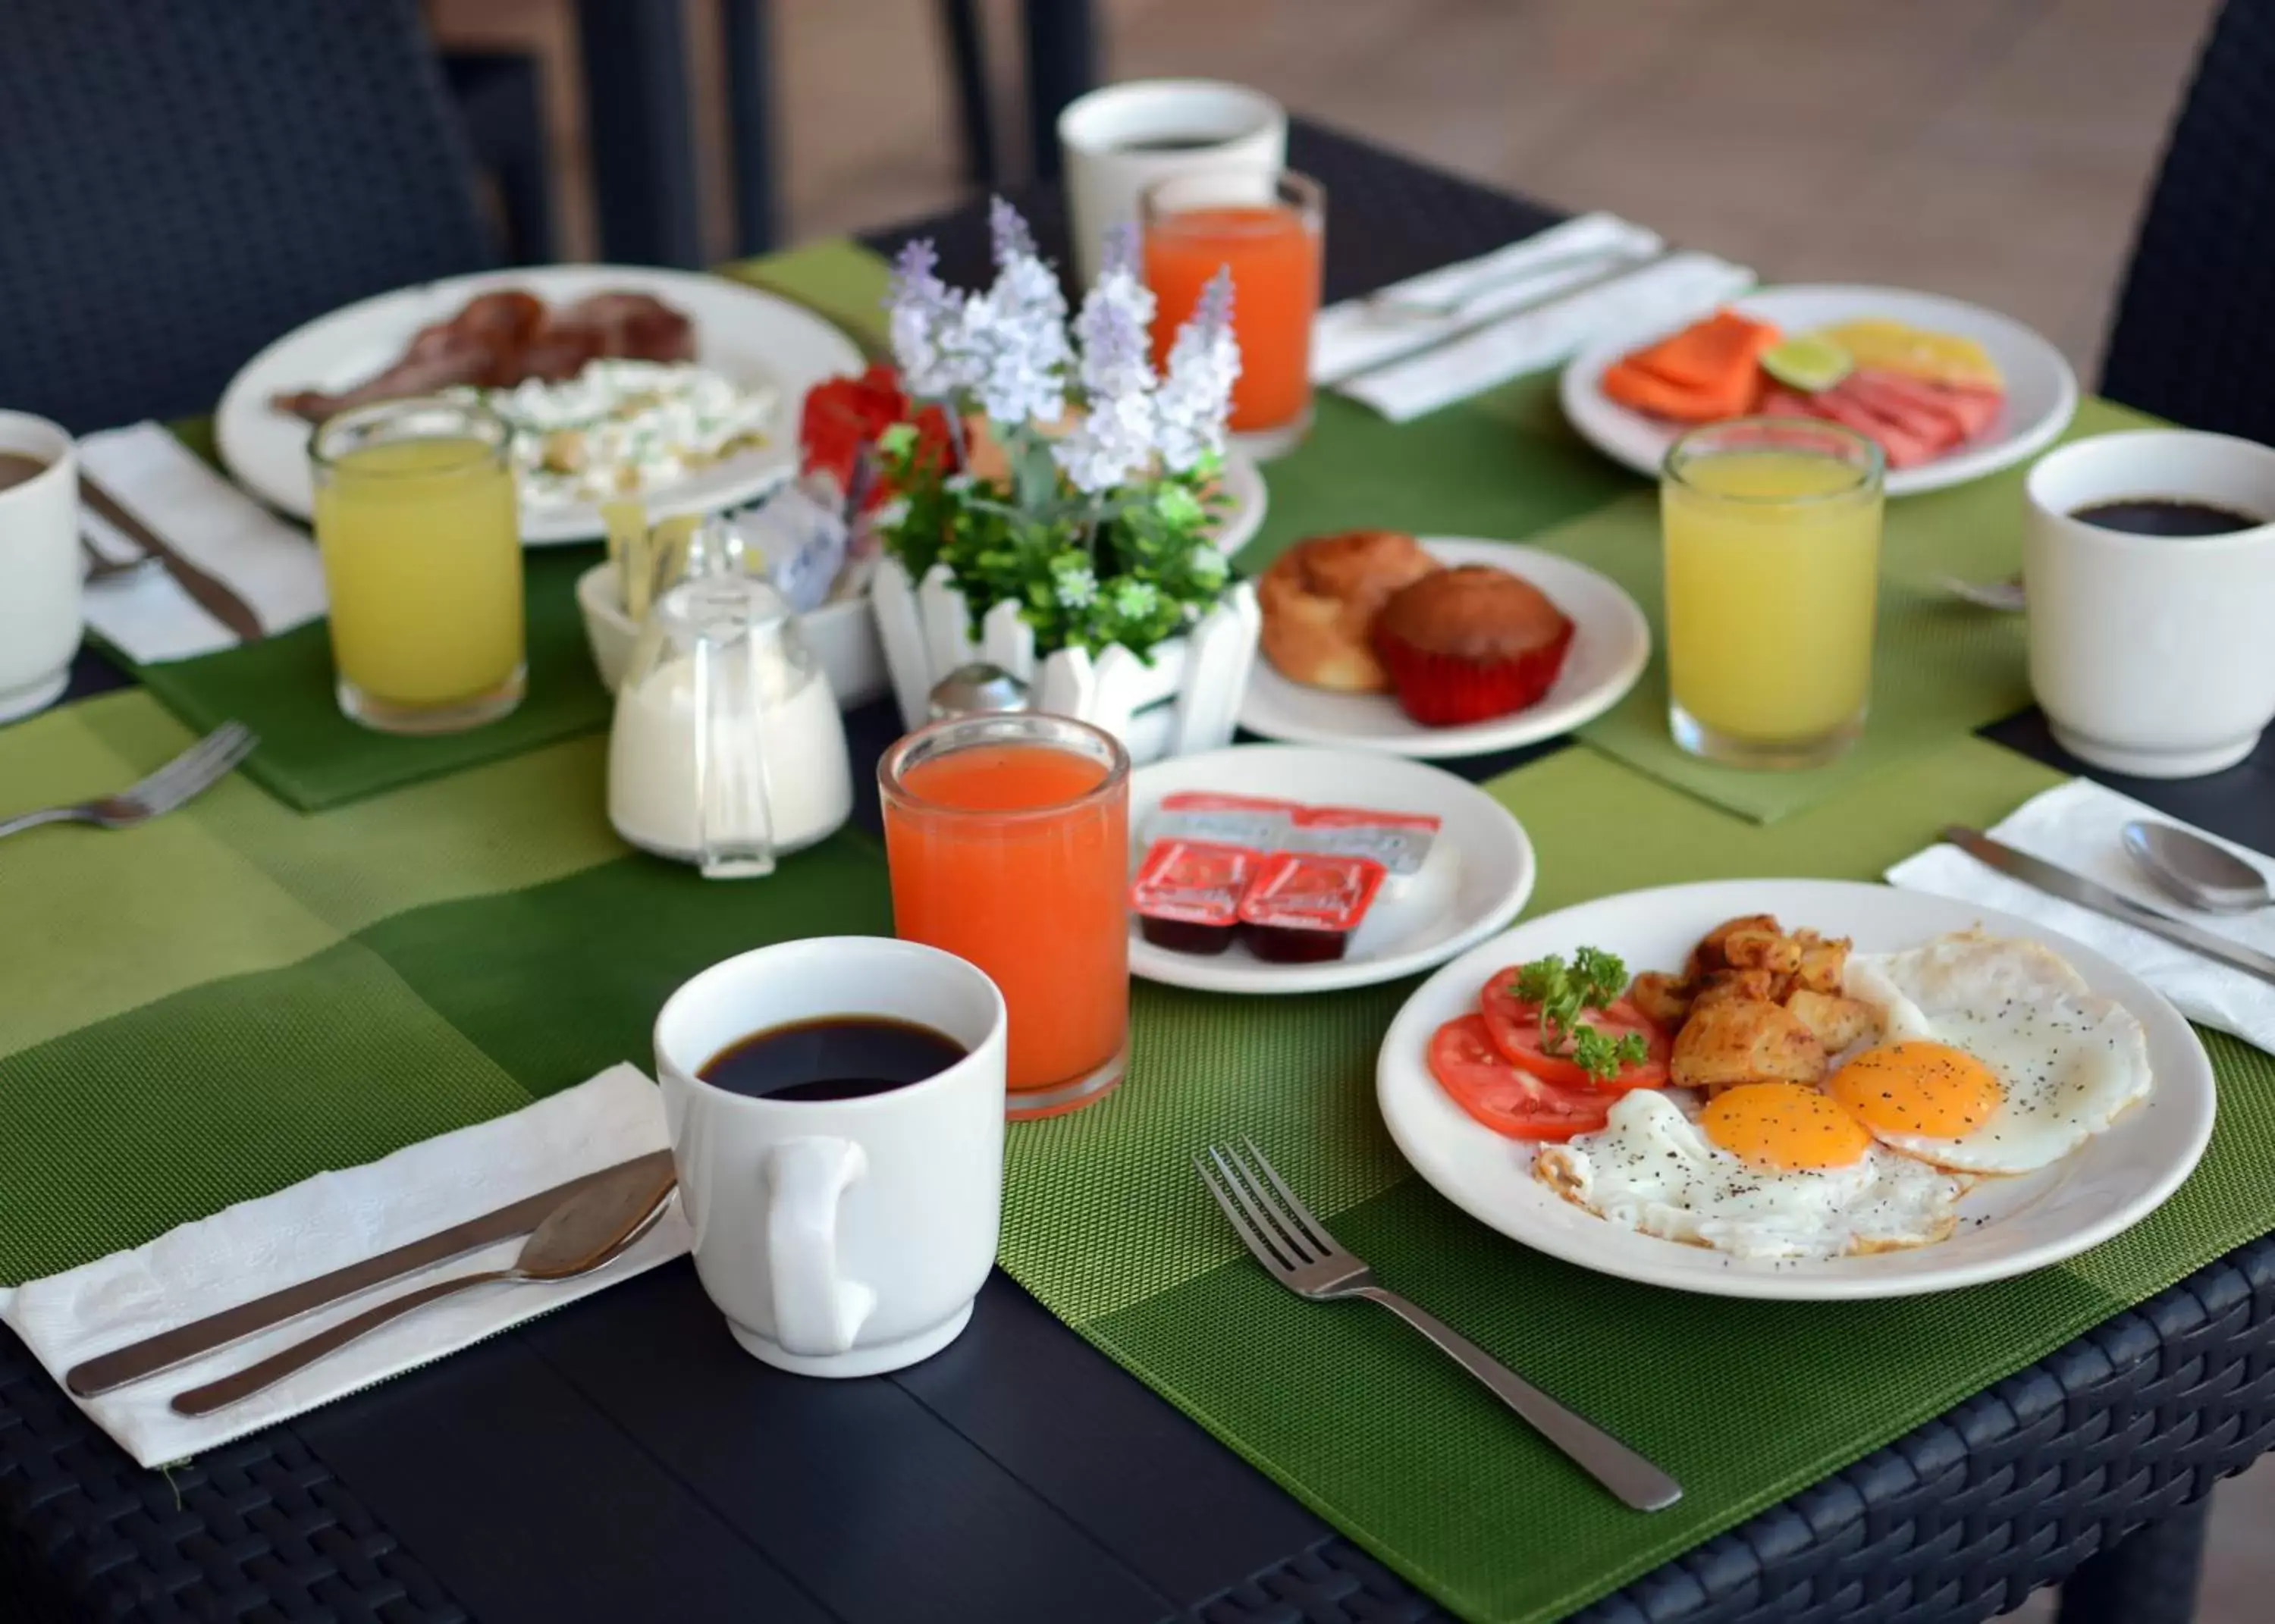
1238,852 -> 1390,964
1128,839 -> 1260,956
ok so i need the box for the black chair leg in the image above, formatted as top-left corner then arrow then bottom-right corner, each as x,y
573,0 -> 704,268
1021,0 -> 1097,182
2055,1492 -> 2211,1624
721,0 -> 778,255
441,52 -> 558,266
939,0 -> 998,189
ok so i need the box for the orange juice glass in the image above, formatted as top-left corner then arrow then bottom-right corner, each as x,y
880,714 -> 1131,1120
1142,169 -> 1324,458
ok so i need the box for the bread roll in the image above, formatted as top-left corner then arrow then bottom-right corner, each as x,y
1257,531 -> 1441,691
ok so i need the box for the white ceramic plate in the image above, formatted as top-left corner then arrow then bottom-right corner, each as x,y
1212,447 -> 1267,556
1235,538 -> 1649,760
1558,284 -> 2079,497
1376,879 -> 2214,1300
215,264 -> 865,545
1127,745 -> 1535,995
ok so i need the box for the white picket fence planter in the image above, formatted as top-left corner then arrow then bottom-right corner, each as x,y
871,556 -> 1260,763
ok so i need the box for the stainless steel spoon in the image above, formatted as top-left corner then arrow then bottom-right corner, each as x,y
2123,819 -> 2273,914
1938,571 -> 2026,613
170,1156 -> 678,1417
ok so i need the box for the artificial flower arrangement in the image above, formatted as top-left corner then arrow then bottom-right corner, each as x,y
867,200 -> 1263,759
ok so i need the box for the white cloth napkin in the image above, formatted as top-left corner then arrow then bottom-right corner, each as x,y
77,422 -> 329,663
1887,779 -> 2275,1051
1310,212 -> 1756,422
0,1064 -> 689,1468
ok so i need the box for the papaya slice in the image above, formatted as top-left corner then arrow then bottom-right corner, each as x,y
1622,310 -> 1781,391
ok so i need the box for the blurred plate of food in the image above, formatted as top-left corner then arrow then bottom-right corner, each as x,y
1238,533 -> 1648,758
1559,284 -> 2078,496
215,264 -> 864,544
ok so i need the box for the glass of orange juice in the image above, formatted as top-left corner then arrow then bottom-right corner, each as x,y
310,397 -> 525,734
1141,169 -> 1324,459
1660,417 -> 1885,770
880,713 -> 1131,1120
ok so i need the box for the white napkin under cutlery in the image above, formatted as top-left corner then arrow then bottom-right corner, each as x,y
1312,212 -> 1756,422
1887,779 -> 2275,1052
77,422 -> 329,664
0,1064 -> 689,1468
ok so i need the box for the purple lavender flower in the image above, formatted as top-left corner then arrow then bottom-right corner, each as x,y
885,237 -> 971,400
1153,267 -> 1241,472
965,199 -> 1071,425
1099,221 -> 1141,281
1053,386 -> 1155,494
990,196 -> 1039,268
1074,283 -> 1155,400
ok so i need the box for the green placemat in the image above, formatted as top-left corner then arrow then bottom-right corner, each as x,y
128,545 -> 610,812
121,240 -> 893,813
7,689 -> 2274,1623
998,738 -> 2275,1622
1241,372 -> 2160,823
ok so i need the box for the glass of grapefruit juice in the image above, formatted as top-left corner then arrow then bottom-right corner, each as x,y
880,714 -> 1131,1120
1141,169 -> 1324,458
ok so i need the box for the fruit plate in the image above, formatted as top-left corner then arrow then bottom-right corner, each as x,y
1127,745 -> 1535,995
1559,284 -> 2079,497
1376,879 -> 2214,1300
1235,538 -> 1649,760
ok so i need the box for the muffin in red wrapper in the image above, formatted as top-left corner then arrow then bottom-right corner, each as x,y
1370,565 -> 1575,726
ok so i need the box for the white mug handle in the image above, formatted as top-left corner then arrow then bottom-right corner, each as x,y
763,1136 -> 875,1356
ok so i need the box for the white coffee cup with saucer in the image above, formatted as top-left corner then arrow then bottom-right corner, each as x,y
1058,78 -> 1285,287
2025,428 -> 2275,778
0,412 -> 82,723
654,936 -> 1006,1377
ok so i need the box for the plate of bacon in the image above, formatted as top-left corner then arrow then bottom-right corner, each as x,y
217,264 -> 864,544
1559,284 -> 2078,497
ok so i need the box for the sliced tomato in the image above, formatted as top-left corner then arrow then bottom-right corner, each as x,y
1427,1016 -> 1613,1141
1477,973 -> 1671,1093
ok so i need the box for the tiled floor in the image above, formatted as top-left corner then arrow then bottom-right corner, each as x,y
431,2 -> 2268,1617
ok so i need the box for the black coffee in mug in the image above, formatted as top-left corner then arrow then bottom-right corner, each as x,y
1108,133 -> 1231,154
2069,497 -> 2261,538
698,1016 -> 966,1102
0,451 -> 50,494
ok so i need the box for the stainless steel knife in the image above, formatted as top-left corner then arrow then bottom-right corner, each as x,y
64,1149 -> 678,1397
1942,825 -> 2275,989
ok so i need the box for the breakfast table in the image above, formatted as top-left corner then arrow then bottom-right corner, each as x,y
8,120 -> 2275,1624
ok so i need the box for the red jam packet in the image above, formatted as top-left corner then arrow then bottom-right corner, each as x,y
1236,852 -> 1389,964
1289,804 -> 1440,877
1148,793 -> 1440,876
1144,793 -> 1298,852
1128,839 -> 1258,955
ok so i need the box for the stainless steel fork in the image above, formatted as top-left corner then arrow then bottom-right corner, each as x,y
1195,1137 -> 1682,1511
0,723 -> 256,842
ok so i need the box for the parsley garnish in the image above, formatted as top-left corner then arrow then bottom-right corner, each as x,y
1509,947 -> 1648,1082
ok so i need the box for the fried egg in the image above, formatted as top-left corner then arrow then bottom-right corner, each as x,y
1535,1086 -> 1969,1260
1834,931 -> 2151,1174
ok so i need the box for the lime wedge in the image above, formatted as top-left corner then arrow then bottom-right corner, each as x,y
1761,334 -> 1853,393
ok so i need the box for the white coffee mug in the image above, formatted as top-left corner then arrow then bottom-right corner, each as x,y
0,412 -> 82,724
1059,78 -> 1286,287
654,937 -> 1006,1377
2025,429 -> 2275,778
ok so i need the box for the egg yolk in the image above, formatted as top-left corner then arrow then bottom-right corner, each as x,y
1699,1082 -> 1875,1171
1827,1041 -> 2004,1138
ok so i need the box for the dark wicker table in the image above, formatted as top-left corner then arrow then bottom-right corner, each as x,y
8,121 -> 2274,1624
